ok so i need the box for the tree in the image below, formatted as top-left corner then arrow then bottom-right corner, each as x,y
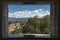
28,16 -> 41,34
11,28 -> 23,34
15,20 -> 21,23
40,15 -> 50,34
22,23 -> 35,34
28,18 -> 40,28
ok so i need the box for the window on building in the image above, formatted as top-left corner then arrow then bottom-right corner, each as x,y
2,0 -> 58,38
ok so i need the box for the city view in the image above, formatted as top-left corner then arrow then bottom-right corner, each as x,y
8,5 -> 50,34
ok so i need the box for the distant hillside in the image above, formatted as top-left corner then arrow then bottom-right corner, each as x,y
8,18 -> 28,22
8,18 -> 41,22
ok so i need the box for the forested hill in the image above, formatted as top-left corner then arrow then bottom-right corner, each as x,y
8,18 -> 41,22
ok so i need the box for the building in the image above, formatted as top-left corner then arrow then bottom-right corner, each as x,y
8,24 -> 15,34
16,23 -> 20,29
8,22 -> 21,34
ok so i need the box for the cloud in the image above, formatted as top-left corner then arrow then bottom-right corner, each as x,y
8,9 -> 50,18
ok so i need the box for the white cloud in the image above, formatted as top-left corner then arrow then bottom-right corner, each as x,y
8,9 -> 50,18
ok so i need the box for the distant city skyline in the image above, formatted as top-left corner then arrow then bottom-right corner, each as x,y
8,5 -> 50,18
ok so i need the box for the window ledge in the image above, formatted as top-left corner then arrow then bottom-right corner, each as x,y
8,34 -> 50,38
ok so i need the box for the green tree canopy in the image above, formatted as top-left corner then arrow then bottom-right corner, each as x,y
22,23 -> 35,34
40,15 -> 50,34
28,17 -> 41,34
11,28 -> 23,34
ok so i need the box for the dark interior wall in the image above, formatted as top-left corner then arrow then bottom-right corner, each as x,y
1,0 -> 59,40
57,0 -> 59,37
53,0 -> 59,38
0,1 -> 2,39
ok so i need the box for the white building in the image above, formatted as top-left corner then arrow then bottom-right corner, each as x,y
16,23 -> 20,27
8,22 -> 21,31
16,23 -> 21,29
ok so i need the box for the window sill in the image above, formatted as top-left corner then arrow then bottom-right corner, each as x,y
8,34 -> 50,38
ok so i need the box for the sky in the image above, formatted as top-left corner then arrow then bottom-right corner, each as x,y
8,4 -> 50,18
